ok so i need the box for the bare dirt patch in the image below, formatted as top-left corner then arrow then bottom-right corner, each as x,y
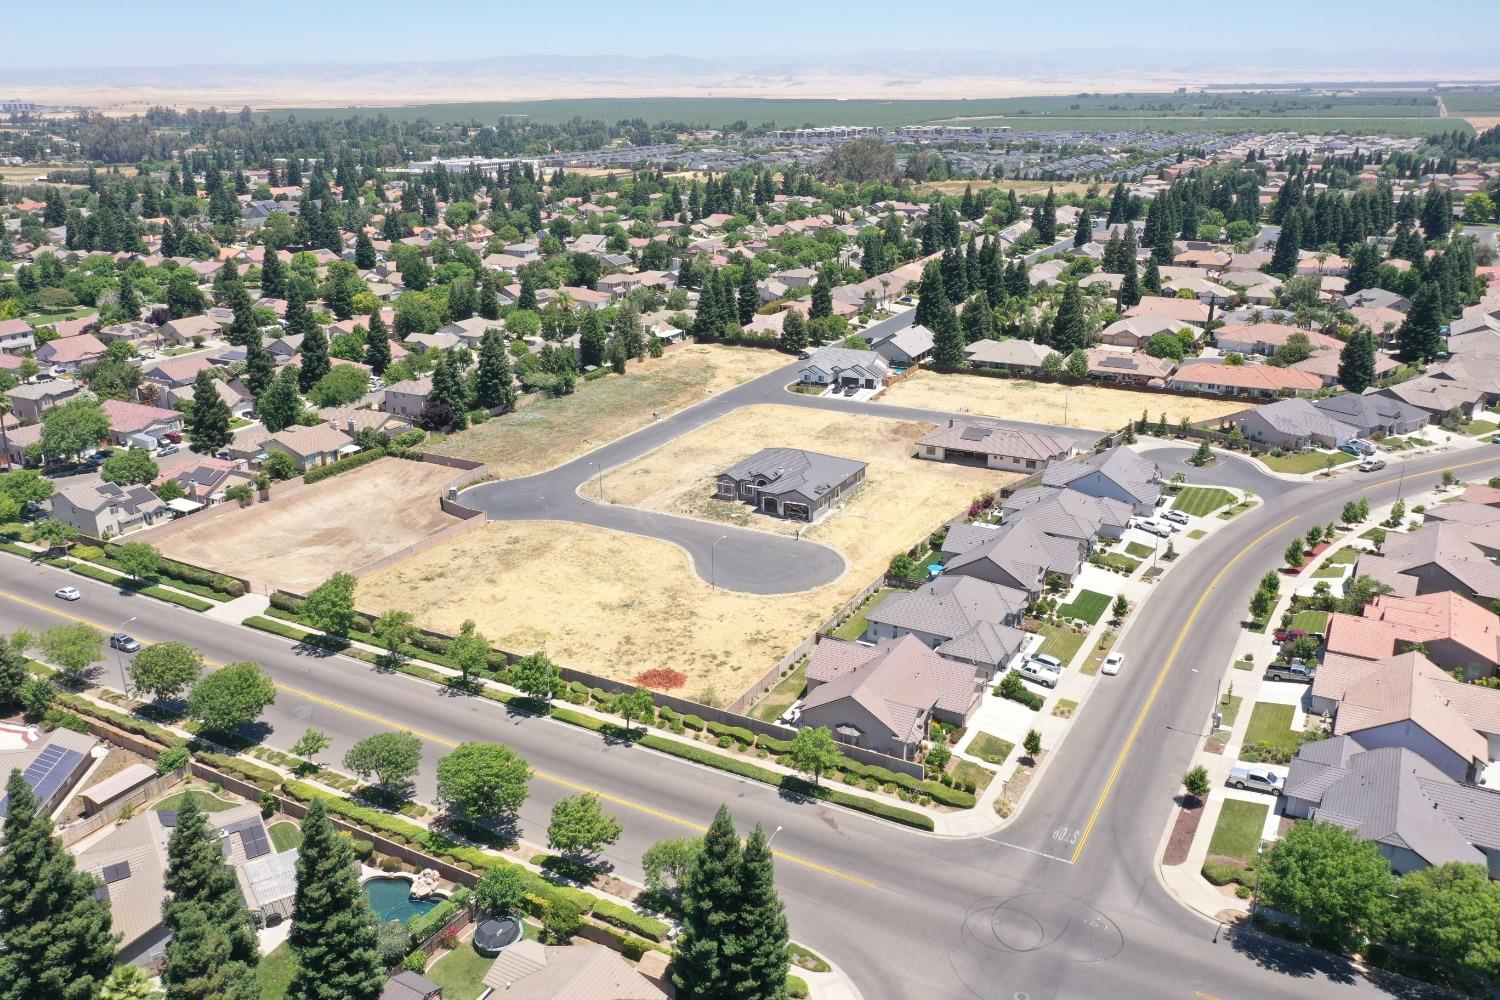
157,458 -> 460,593
879,369 -> 1254,430
1163,798 -> 1206,866
431,343 -> 789,478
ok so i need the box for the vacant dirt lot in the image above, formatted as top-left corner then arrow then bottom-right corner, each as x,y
878,370 -> 1254,430
361,405 -> 1016,701
156,458 -> 460,593
432,343 -> 788,478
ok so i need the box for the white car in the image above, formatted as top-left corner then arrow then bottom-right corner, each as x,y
1135,518 -> 1173,538
1101,652 -> 1124,676
54,586 -> 82,602
1162,509 -> 1190,526
1016,661 -> 1060,688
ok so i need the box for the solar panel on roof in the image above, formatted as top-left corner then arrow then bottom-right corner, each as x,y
21,745 -> 84,811
959,426 -> 992,441
102,861 -> 131,884
1102,356 -> 1131,368
158,810 -> 178,828
240,829 -> 271,860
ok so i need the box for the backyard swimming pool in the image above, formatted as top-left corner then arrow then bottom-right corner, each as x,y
361,876 -> 438,925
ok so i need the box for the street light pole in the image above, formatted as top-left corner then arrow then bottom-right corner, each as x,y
710,535 -> 727,590
767,824 -> 784,848
114,616 -> 136,697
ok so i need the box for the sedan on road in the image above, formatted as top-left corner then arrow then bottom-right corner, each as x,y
54,586 -> 82,601
109,632 -> 141,652
1101,652 -> 1125,676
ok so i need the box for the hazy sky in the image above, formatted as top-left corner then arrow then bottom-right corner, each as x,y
8,0 -> 1482,69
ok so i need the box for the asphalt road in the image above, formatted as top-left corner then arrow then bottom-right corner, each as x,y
5,442 -> 1496,1000
460,353 -> 1103,594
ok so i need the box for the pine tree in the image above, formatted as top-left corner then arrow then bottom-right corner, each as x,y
286,801 -> 383,1000
162,799 -> 259,998
673,805 -> 744,1000
1073,207 -> 1091,248
578,311 -> 607,369
1049,282 -> 1089,353
1035,188 -> 1057,244
1398,282 -> 1445,362
116,272 -> 141,318
245,338 -> 276,398
476,277 -> 500,321
258,366 -> 302,432
426,352 -> 468,415
1141,258 -> 1162,295
163,904 -> 260,1000
259,249 -> 286,298
297,326 -> 330,392
915,263 -> 949,329
780,309 -> 807,353
187,369 -> 233,455
1337,329 -> 1378,393
931,296 -> 964,367
808,272 -> 832,320
731,825 -> 790,1000
1270,211 -> 1302,277
473,329 -> 516,412
1345,240 -> 1380,295
354,231 -> 376,269
1119,259 -> 1141,308
737,265 -> 758,326
0,771 -> 117,1000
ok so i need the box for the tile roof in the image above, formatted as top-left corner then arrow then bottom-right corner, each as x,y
918,419 -> 1073,462
100,398 -> 181,436
804,635 -> 978,744
1169,360 -> 1323,393
1333,655 -> 1490,766
963,338 -> 1058,367
261,424 -> 356,458
479,940 -> 665,1000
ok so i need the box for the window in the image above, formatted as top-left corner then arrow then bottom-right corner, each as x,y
740,483 -> 751,498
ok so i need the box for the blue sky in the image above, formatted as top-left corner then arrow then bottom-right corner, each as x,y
7,0 -> 1481,69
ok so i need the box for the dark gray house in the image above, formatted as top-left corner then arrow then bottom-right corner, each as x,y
941,518 -> 1082,596
715,448 -> 867,522
1041,446 -> 1161,515
1311,392 -> 1430,438
863,575 -> 1030,679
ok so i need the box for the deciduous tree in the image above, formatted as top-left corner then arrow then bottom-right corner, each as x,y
129,641 -> 203,702
786,726 -> 842,787
547,793 -> 623,860
435,742 -> 531,821
186,661 -> 276,735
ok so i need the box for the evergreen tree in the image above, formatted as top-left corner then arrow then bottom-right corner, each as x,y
284,287 -> 315,338
187,369 -> 233,455
363,312 -> 391,375
286,801 -> 383,1000
297,326 -> 330,392
425,353 -> 468,424
1337,329 -> 1379,393
1035,188 -> 1057,244
1049,282 -> 1089,353
244,338 -> 276,398
163,904 -> 259,1000
1345,241 -> 1380,295
673,805 -> 744,1000
116,272 -> 141,318
1119,259 -> 1141,308
353,231 -> 376,269
225,284 -> 258,348
914,263 -> 949,329
1398,282 -> 1445,362
737,265 -> 758,326
518,277 -> 538,312
1270,211 -> 1302,276
0,771 -> 117,1000
259,249 -> 286,299
476,277 -> 500,321
473,329 -> 516,412
731,825 -> 790,1000
808,272 -> 832,320
258,367 -> 302,432
578,311 -> 607,369
1141,258 -> 1162,295
161,799 -> 259,999
930,296 -> 964,368
1073,206 -> 1091,248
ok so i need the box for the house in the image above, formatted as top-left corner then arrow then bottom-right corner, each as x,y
871,324 -> 934,366
0,317 -> 35,354
800,635 -> 981,758
864,574 -> 1030,678
1041,446 -> 1161,515
380,376 -> 434,419
323,408 -> 414,440
1311,392 -> 1429,438
154,455 -> 255,506
715,448 -> 866,522
1123,296 -> 1213,325
942,518 -> 1082,595
1097,316 -> 1196,350
160,314 -> 222,345
1291,348 -> 1399,388
1337,288 -> 1411,312
0,726 -> 98,822
96,321 -> 159,347
100,399 -> 183,448
435,316 -> 500,348
141,354 -> 217,391
1283,738 -> 1500,876
7,380 -> 82,423
1325,592 -> 1499,679
77,805 -> 293,966
51,476 -> 167,536
1212,323 -> 1341,358
916,419 -> 1074,473
1167,360 -> 1322,399
1377,376 -> 1485,422
963,338 -> 1058,373
380,971 -> 443,1000
1083,348 -> 1174,385
259,424 -> 358,471
479,940 -> 666,1000
37,333 -> 107,372
162,375 -> 253,419
1353,523 -> 1500,604
797,346 -> 889,389
1001,488 -> 1133,548
1232,397 -> 1358,450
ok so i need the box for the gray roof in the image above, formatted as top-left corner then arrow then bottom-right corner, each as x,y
1003,489 -> 1133,544
1338,288 -> 1411,311
799,346 -> 890,380
874,324 -> 934,361
719,448 -> 866,501
919,419 -> 1073,463
1242,397 -> 1358,440
943,518 -> 1081,588
804,635 -> 978,744
380,971 -> 442,1000
867,574 -> 1028,647
1355,523 -> 1500,600
1042,446 -> 1160,506
1312,392 -> 1429,431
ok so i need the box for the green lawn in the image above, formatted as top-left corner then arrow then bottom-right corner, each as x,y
1288,610 -> 1330,634
1463,419 -> 1499,437
259,942 -> 297,1000
1259,450 -> 1355,475
1036,623 -> 1087,665
1244,702 -> 1300,754
1124,541 -> 1156,558
426,941 -> 495,1000
1326,547 -> 1360,565
153,790 -> 239,813
1208,799 -> 1269,864
1234,657 -> 1256,671
832,588 -> 894,641
1051,698 -> 1079,719
1187,529 -> 1207,539
1097,552 -> 1142,574
1173,486 -> 1237,515
1080,630 -> 1116,676
950,758 -> 995,793
268,821 -> 302,852
750,659 -> 810,722
967,732 -> 1014,767
1217,693 -> 1244,730
1311,563 -> 1347,578
1058,589 -> 1111,625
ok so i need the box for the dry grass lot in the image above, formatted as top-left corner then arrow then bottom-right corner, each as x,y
156,458 -> 460,593
361,405 -> 1016,701
432,343 -> 788,479
878,370 -> 1254,430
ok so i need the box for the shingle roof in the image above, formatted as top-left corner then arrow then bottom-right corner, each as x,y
261,424 -> 355,458
963,338 -> 1057,368
719,448 -> 866,501
1355,524 -> 1500,600
1333,656 -> 1490,766
1042,446 -> 1160,505
919,419 -> 1073,462
804,635 -> 978,744
867,575 -> 1028,647
943,518 -> 1080,587
1312,392 -> 1429,431
1244,397 -> 1358,440
479,940 -> 665,1000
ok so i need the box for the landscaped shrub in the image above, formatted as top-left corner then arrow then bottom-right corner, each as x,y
407,887 -> 471,946
303,447 -> 388,484
706,721 -> 754,746
680,713 -> 705,731
756,734 -> 793,754
590,898 -> 669,941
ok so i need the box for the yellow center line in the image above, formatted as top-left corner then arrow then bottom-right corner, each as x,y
0,585 -> 876,889
1194,992 -> 1221,1000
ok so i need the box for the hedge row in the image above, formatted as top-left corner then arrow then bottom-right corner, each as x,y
303,447 -> 387,484
706,721 -> 754,746
407,887 -> 471,946
192,749 -> 282,792
591,922 -> 662,961
109,546 -> 245,599
590,898 -> 670,942
51,691 -> 187,748
63,561 -> 213,611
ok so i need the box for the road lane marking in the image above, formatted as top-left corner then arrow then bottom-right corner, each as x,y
1069,513 -> 1298,864
1194,992 -> 1220,1000
981,836 -> 1073,864
0,585 -> 877,890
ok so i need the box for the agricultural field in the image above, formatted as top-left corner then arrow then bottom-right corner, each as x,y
877,369 -> 1253,431
155,458 -> 461,593
431,343 -> 788,478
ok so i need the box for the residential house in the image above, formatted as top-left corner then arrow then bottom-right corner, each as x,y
0,317 -> 35,354
381,376 -> 433,419
942,518 -> 1082,595
51,476 -> 167,536
1311,392 -> 1429,438
800,635 -> 981,758
7,380 -> 81,422
1041,445 -> 1161,515
715,448 -> 866,522
1291,347 -> 1399,387
863,575 -> 1029,679
963,338 -> 1058,373
1167,360 -> 1322,399
1325,592 -> 1499,679
1001,487 -> 1133,548
1353,522 -> 1500,604
322,408 -> 414,440
1084,348 -> 1174,385
1123,296 -> 1213,325
478,940 -> 666,1000
796,346 -> 890,389
916,419 -> 1074,473
164,375 -> 253,419
1232,397 -> 1358,450
37,333 -> 107,372
0,727 -> 98,821
154,455 -> 255,506
1337,288 -> 1411,312
870,324 -> 934,366
1377,376 -> 1485,422
100,399 -> 183,448
96,321 -> 159,348
141,355 -> 217,392
1097,317 -> 1196,351
1212,323 -> 1341,358
159,314 -> 222,345
259,424 -> 358,471
379,971 -> 443,1000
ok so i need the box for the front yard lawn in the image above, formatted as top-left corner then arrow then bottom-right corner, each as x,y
1259,450 -> 1355,475
1173,486 -> 1237,515
1057,589 -> 1111,625
1288,610 -> 1330,634
967,732 -> 1014,766
1080,630 -> 1116,676
1217,693 -> 1243,730
1124,541 -> 1156,559
426,940 -> 495,1000
831,588 -> 894,641
1244,702 -> 1301,755
1325,546 -> 1360,565
1051,698 -> 1078,719
750,659 -> 809,723
1097,552 -> 1142,574
1311,563 -> 1348,578
1463,419 -> 1499,437
1208,799 -> 1269,864
1036,622 -> 1088,666
950,758 -> 995,793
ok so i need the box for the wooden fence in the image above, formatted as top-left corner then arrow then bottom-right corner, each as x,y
59,767 -> 188,848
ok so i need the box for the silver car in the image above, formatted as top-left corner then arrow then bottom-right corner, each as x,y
1228,765 -> 1283,797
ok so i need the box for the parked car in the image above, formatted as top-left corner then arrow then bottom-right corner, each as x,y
1135,518 -> 1172,538
1028,652 -> 1064,673
842,384 -> 859,396
1353,438 -> 1378,454
164,431 -> 183,444
1228,765 -> 1284,797
1358,457 -> 1386,472
1101,652 -> 1125,676
109,632 -> 141,653
1162,509 -> 1190,526
54,586 -> 82,601
157,444 -> 180,457
1265,662 -> 1316,683
1016,660 -> 1060,688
